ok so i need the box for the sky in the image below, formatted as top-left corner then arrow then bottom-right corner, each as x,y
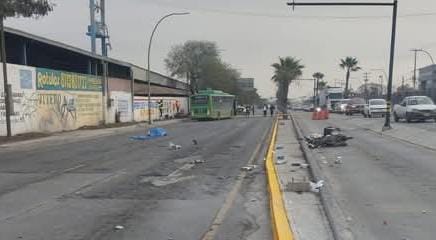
6,0 -> 436,99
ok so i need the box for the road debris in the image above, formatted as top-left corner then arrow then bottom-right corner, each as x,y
334,157 -> 342,164
310,180 -> 324,193
169,142 -> 182,150
192,139 -> 198,145
276,155 -> 287,165
114,225 -> 125,230
291,163 -> 302,167
305,127 -> 352,148
241,165 -> 257,171
276,145 -> 284,150
300,163 -> 309,169
191,159 -> 205,164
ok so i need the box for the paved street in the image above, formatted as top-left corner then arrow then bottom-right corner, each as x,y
293,111 -> 436,240
0,117 -> 272,240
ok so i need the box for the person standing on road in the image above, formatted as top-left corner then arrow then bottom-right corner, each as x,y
263,104 -> 267,117
270,105 -> 275,117
252,105 -> 255,116
245,106 -> 250,118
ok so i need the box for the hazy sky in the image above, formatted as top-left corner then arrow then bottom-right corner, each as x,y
6,0 -> 436,98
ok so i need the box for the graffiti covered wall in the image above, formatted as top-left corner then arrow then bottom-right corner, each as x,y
1,64 -> 103,136
134,96 -> 187,122
35,68 -> 103,132
0,64 -> 38,135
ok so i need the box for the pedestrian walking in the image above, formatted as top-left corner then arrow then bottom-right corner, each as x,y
263,104 -> 267,117
252,105 -> 255,116
245,106 -> 250,117
270,105 -> 275,117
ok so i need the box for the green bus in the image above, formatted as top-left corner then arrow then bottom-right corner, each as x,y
190,89 -> 235,120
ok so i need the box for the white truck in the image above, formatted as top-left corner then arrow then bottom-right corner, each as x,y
393,96 -> 436,122
318,87 -> 344,112
363,99 -> 387,118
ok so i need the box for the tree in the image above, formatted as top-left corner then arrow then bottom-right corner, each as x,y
1,0 -> 54,137
318,81 -> 328,90
339,57 -> 361,98
312,72 -> 325,95
271,57 -> 304,114
165,40 -> 219,94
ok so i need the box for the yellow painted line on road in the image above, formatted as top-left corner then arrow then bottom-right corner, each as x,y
266,119 -> 294,240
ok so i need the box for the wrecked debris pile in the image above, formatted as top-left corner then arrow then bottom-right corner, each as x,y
305,127 -> 352,148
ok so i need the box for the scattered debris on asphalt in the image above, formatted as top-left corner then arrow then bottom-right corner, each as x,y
310,180 -> 324,193
321,160 -> 328,164
114,225 -> 125,230
192,139 -> 198,145
346,216 -> 353,222
291,163 -> 302,167
334,156 -> 342,164
305,127 -> 352,148
276,155 -> 287,165
276,145 -> 284,150
191,159 -> 205,164
422,210 -> 428,214
300,163 -> 309,169
241,165 -> 257,171
168,142 -> 182,150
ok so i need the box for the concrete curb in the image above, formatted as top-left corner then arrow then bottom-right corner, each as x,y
289,113 -> 354,240
265,119 -> 295,240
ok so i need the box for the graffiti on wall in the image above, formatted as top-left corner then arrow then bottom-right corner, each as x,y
133,97 -> 187,122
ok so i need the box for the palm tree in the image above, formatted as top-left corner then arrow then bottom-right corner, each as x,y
339,57 -> 361,98
312,72 -> 325,95
271,57 -> 304,114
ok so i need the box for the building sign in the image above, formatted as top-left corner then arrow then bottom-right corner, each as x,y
36,68 -> 102,91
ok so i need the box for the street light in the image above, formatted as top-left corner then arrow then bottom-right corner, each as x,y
411,48 -> 435,89
146,12 -> 189,125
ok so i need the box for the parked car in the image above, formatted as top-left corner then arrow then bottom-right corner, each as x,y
363,99 -> 387,118
393,96 -> 436,122
345,98 -> 365,115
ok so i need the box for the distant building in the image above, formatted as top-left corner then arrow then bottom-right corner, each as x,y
237,78 -> 255,92
418,64 -> 436,101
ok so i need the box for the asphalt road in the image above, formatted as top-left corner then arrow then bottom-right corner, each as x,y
0,116 -> 273,240
294,111 -> 436,240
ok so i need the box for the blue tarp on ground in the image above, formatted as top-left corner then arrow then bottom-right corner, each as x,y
130,127 -> 167,141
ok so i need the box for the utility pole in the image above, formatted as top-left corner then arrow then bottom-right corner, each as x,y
363,72 -> 370,100
411,49 -> 418,89
0,17 -> 11,137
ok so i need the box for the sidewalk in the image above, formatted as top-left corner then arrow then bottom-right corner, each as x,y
274,118 -> 333,240
0,119 -> 185,149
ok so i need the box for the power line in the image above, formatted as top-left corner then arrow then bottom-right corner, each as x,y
152,2 -> 436,20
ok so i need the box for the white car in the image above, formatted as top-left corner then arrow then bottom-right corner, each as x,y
363,99 -> 387,118
393,96 -> 436,122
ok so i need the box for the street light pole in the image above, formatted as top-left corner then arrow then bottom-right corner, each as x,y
410,48 -> 435,89
146,12 -> 189,125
